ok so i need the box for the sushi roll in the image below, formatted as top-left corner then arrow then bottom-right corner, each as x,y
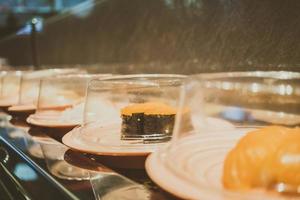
120,102 -> 177,142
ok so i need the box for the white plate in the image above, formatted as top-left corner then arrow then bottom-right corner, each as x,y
62,117 -> 235,157
27,113 -> 80,128
62,123 -> 163,156
27,102 -> 84,128
49,161 -> 90,180
8,104 -> 36,112
146,129 -> 295,200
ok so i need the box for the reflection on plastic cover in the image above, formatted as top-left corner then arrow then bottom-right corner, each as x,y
90,173 -> 150,200
17,17 -> 43,35
14,163 -> 38,181
69,0 -> 95,18
221,107 -> 248,122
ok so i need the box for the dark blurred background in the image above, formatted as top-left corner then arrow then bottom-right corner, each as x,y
0,0 -> 86,38
0,0 -> 300,73
0,0 -> 86,68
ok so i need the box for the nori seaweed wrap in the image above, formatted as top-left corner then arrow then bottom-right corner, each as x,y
120,102 -> 177,142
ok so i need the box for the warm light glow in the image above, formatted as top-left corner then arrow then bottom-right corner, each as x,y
281,154 -> 300,164
250,83 -> 260,93
221,82 -> 232,90
286,85 -> 293,95
278,84 -> 293,95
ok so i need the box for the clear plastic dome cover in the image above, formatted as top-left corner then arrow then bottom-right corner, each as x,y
0,71 -> 7,96
8,68 -> 86,111
173,71 -> 300,138
0,71 -> 23,106
27,73 -> 111,127
62,74 -> 186,155
146,71 -> 300,200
